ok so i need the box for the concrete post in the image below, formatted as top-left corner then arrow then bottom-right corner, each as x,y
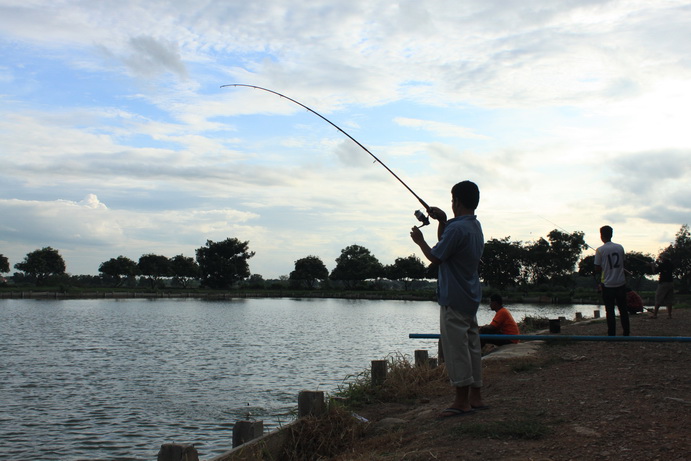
549,319 -> 561,333
232,420 -> 263,448
298,390 -> 326,418
157,443 -> 199,461
414,349 -> 429,367
371,360 -> 388,387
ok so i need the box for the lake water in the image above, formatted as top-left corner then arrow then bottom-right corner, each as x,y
0,297 -> 592,460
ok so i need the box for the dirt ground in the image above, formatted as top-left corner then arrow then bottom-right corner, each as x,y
337,308 -> 691,461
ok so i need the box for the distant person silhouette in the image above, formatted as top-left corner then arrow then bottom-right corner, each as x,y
594,225 -> 630,336
651,251 -> 675,319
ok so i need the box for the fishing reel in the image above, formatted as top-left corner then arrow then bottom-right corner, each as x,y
414,209 -> 430,228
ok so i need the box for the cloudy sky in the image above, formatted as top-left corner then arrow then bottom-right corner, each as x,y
1,0 -> 689,279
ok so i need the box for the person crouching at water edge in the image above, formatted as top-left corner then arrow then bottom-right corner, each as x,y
410,180 -> 488,418
479,294 -> 520,348
625,287 -> 644,315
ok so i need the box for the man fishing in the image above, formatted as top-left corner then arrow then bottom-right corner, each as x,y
410,180 -> 486,418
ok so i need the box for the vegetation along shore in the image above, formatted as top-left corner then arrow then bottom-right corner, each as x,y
2,225 -> 690,297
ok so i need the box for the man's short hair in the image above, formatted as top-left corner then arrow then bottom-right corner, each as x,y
490,294 -> 503,305
600,225 -> 613,240
452,180 -> 480,210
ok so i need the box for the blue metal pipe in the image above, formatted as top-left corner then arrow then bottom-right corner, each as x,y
409,333 -> 691,343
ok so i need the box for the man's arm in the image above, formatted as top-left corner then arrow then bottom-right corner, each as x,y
410,227 -> 442,265
593,248 -> 602,275
427,207 -> 447,241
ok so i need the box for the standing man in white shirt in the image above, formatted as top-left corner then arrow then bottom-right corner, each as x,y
594,225 -> 630,336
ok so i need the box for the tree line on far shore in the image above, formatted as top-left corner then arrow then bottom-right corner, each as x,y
1,225 -> 690,293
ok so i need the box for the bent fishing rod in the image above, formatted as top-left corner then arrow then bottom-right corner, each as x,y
221,83 -> 431,227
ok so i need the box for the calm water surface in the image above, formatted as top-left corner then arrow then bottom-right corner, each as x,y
0,298 -> 590,460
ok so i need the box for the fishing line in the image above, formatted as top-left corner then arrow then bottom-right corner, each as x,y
536,214 -> 651,258
536,214 -> 654,277
536,214 -> 597,252
221,83 -> 431,227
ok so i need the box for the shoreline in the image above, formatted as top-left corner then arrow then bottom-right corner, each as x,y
0,289 -> 613,305
211,310 -> 691,460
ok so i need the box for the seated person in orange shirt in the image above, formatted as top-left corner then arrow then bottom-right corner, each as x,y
479,294 -> 520,346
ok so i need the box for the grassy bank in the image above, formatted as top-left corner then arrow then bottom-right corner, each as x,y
269,306 -> 691,460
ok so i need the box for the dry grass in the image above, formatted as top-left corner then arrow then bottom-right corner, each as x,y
518,315 -> 551,332
336,353 -> 449,408
375,354 -> 448,402
279,406 -> 366,461
278,354 -> 449,460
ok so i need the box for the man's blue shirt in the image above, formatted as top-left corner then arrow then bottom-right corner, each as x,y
430,215 -> 484,315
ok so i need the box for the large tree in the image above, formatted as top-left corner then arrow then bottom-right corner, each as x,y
289,255 -> 329,289
330,244 -> 384,289
170,254 -> 200,288
0,254 -> 9,274
480,237 -> 524,288
138,254 -> 172,289
661,224 -> 691,292
522,237 -> 551,285
544,229 -> 587,280
578,254 -> 596,277
14,247 -> 66,285
99,256 -> 140,287
385,254 -> 427,290
524,230 -> 586,286
196,238 -> 255,289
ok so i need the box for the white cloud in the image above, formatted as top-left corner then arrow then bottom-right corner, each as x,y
0,195 -> 124,246
122,35 -> 188,79
1,0 -> 690,277
78,193 -> 107,209
394,117 -> 488,140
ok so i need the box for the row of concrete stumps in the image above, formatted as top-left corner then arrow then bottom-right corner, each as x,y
156,387 -> 341,461
157,351 -> 431,461
549,309 -> 600,333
